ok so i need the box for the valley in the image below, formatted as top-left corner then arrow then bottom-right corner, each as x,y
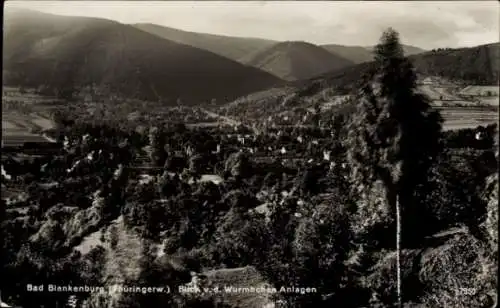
1,4 -> 498,308
223,77 -> 499,131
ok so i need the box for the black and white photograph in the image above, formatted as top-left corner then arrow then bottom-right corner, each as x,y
1,1 -> 499,307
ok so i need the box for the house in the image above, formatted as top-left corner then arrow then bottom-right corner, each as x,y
323,150 -> 331,161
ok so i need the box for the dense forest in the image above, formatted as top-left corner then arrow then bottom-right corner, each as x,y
413,43 -> 499,86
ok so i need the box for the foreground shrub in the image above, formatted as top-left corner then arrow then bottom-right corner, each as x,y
418,232 -> 497,308
363,249 -> 424,306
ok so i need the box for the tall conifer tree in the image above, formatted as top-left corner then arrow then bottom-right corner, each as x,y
346,28 -> 443,307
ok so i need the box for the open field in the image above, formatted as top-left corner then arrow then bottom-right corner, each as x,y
30,113 -> 56,130
419,83 -> 499,102
2,83 -> 498,137
425,82 -> 498,130
2,111 -> 57,147
2,111 -> 56,132
431,86 -> 463,100
388,81 -> 499,130
478,97 -> 500,106
3,86 -> 64,104
2,94 -> 63,104
417,85 -> 462,101
439,107 -> 498,130
2,134 -> 55,147
443,121 -> 497,131
2,119 -> 19,130
3,87 -> 59,140
459,85 -> 499,97
2,8 -> 499,308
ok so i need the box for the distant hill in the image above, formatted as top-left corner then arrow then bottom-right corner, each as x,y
3,9 -> 283,104
322,44 -> 427,64
133,23 -> 426,71
411,43 -> 499,86
224,42 -> 499,120
240,41 -> 355,81
298,42 -> 500,94
320,44 -> 375,64
403,44 -> 428,55
133,23 -> 277,63
364,44 -> 427,56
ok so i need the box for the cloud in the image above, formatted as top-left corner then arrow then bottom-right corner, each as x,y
5,1 -> 499,48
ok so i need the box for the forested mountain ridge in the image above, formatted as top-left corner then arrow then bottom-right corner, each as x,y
239,41 -> 356,81
133,23 -> 277,63
3,9 -> 283,104
322,43 -> 426,64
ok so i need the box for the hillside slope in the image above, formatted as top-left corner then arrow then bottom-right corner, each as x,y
322,44 -> 426,64
132,24 -> 426,71
364,44 -> 427,56
298,42 -> 500,94
223,43 -> 499,123
240,41 -> 355,81
320,44 -> 375,64
133,23 -> 276,63
411,43 -> 500,86
3,9 -> 283,104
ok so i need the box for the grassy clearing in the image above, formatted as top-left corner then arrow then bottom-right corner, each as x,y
75,229 -> 107,255
440,108 -> 498,130
204,266 -> 276,308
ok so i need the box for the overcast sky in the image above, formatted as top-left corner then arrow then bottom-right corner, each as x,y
5,1 -> 499,49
